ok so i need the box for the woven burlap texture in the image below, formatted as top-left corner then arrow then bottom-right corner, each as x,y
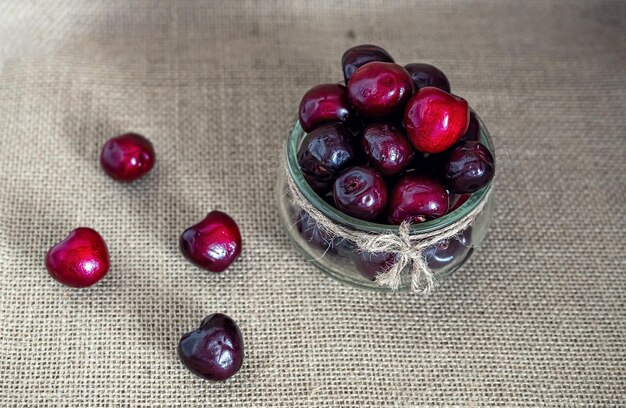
1,1 -> 624,406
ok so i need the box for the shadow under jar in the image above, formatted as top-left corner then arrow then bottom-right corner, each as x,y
276,113 -> 495,291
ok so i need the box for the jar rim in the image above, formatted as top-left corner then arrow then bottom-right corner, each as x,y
285,111 -> 495,234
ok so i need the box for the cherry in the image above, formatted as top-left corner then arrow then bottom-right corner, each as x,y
355,251 -> 397,281
342,44 -> 394,83
347,62 -> 414,118
387,173 -> 449,224
443,141 -> 494,193
45,228 -> 109,288
333,166 -> 388,221
298,83 -> 352,132
360,123 -> 414,176
180,211 -> 242,273
100,133 -> 156,182
404,63 -> 451,93
425,227 -> 472,270
296,210 -> 337,251
449,194 -> 471,212
403,87 -> 469,153
297,123 -> 356,195
460,111 -> 480,142
178,313 -> 244,381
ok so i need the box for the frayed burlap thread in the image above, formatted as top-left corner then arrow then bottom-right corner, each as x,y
284,158 -> 492,294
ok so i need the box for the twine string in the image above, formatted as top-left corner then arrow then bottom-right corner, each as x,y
284,155 -> 491,294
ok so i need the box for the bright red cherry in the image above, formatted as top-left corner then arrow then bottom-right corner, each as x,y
298,83 -> 353,132
45,227 -> 110,288
347,62 -> 414,118
361,123 -> 414,176
178,313 -> 244,381
387,174 -> 449,224
100,133 -> 156,182
180,211 -> 242,273
403,87 -> 469,153
342,44 -> 394,83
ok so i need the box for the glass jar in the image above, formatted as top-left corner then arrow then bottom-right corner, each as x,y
276,114 -> 495,291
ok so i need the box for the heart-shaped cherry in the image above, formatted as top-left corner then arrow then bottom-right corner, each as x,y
180,211 -> 242,273
298,83 -> 352,132
100,133 -> 156,182
342,44 -> 394,83
178,313 -> 244,381
403,87 -> 469,153
45,227 -> 110,288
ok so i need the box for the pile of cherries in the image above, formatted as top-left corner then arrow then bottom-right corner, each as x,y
297,44 -> 494,225
45,133 -> 244,381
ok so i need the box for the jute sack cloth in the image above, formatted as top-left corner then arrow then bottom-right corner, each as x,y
0,0 -> 624,406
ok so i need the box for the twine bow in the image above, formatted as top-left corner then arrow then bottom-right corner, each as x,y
284,154 -> 492,294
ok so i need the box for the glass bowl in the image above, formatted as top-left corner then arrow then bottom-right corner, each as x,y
276,114 -> 495,291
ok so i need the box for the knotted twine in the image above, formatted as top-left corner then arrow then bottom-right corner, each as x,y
284,153 -> 493,294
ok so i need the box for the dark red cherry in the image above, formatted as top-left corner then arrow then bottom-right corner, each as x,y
342,44 -> 394,83
100,133 -> 156,182
347,62 -> 414,118
178,313 -> 244,381
403,87 -> 469,153
45,227 -> 109,288
387,174 -> 449,224
425,227 -> 472,270
443,141 -> 494,193
296,210 -> 337,251
460,111 -> 480,142
297,123 -> 356,195
404,63 -> 451,93
333,166 -> 388,221
180,211 -> 242,273
355,251 -> 397,281
360,123 -> 414,176
449,194 -> 471,212
298,83 -> 352,132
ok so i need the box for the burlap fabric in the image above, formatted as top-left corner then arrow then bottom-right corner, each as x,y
0,1 -> 624,406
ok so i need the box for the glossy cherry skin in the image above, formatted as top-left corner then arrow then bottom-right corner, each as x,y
460,111 -> 480,142
347,62 -> 414,118
342,44 -> 394,83
297,123 -> 356,195
333,166 -> 388,221
425,227 -> 472,270
387,174 -> 449,224
45,228 -> 109,288
178,313 -> 244,381
404,63 -> 451,93
180,211 -> 242,273
298,83 -> 352,132
355,251 -> 397,281
443,141 -> 495,193
403,87 -> 469,153
100,133 -> 156,182
361,123 -> 414,176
